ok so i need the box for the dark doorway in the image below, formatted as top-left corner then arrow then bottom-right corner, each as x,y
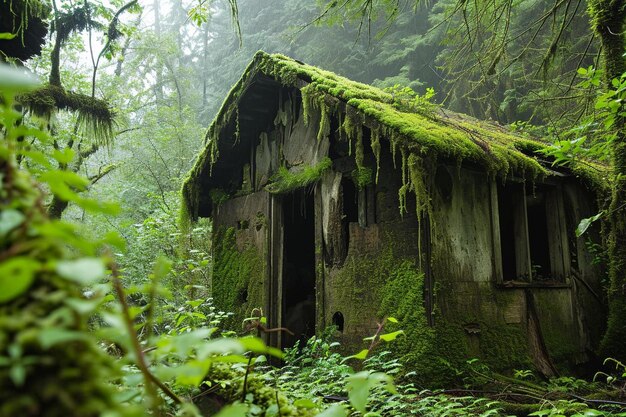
282,189 -> 316,348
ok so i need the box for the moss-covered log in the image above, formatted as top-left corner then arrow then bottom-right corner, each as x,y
18,84 -> 115,144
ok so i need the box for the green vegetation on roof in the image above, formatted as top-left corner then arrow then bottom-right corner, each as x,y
181,51 -> 608,221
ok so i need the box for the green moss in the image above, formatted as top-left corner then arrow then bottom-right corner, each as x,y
481,322 -> 532,369
371,127 -> 382,183
377,259 -> 468,387
212,227 -> 265,327
265,157 -> 332,194
182,51 -> 608,227
201,363 -> 318,416
18,84 -> 115,145
328,241 -> 467,387
209,189 -> 231,206
351,166 -> 373,189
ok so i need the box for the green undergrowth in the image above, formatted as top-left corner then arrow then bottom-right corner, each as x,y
0,77 -> 142,417
238,332 -> 626,417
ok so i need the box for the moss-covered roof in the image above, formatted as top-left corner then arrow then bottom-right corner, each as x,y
182,51 -> 607,221
0,0 -> 50,61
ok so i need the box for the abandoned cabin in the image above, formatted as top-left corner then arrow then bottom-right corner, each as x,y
182,51 -> 606,383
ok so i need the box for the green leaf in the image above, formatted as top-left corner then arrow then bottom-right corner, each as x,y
0,258 -> 39,303
579,411 -> 605,417
152,256 -> 172,280
0,209 -> 25,238
0,63 -> 40,92
65,297 -> 101,315
294,398 -> 317,409
18,149 -> 53,168
175,359 -> 213,386
576,212 -> 603,237
315,404 -> 348,417
160,329 -> 213,356
346,371 -> 395,413
56,258 -> 106,285
52,148 -> 75,164
0,33 -> 17,40
346,349 -> 369,360
213,403 -> 249,417
386,316 -> 398,323
379,330 -> 404,342
74,198 -> 121,215
10,364 -> 26,386
239,337 -> 283,358
38,329 -> 88,349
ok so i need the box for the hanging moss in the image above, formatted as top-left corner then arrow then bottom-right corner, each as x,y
264,157 -> 332,194
18,84 -> 115,145
371,127 -> 382,183
351,166 -> 373,189
209,188 -> 231,206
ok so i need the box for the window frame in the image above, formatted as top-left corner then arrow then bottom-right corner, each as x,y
490,178 -> 572,288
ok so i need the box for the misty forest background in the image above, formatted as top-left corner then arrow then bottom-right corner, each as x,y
2,0 -> 626,416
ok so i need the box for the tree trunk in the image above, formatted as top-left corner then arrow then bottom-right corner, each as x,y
589,0 -> 626,361
153,0 -> 164,103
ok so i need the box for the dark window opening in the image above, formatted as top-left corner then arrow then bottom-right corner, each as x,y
282,190 -> 316,348
237,288 -> 248,304
332,312 -> 345,332
497,181 -> 566,284
362,127 -> 374,157
526,187 -> 551,281
364,185 -> 377,225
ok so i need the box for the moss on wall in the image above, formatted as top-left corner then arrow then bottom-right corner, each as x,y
480,321 -> 533,370
265,157 -> 332,194
327,239 -> 468,387
212,227 -> 265,327
376,259 -> 468,387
